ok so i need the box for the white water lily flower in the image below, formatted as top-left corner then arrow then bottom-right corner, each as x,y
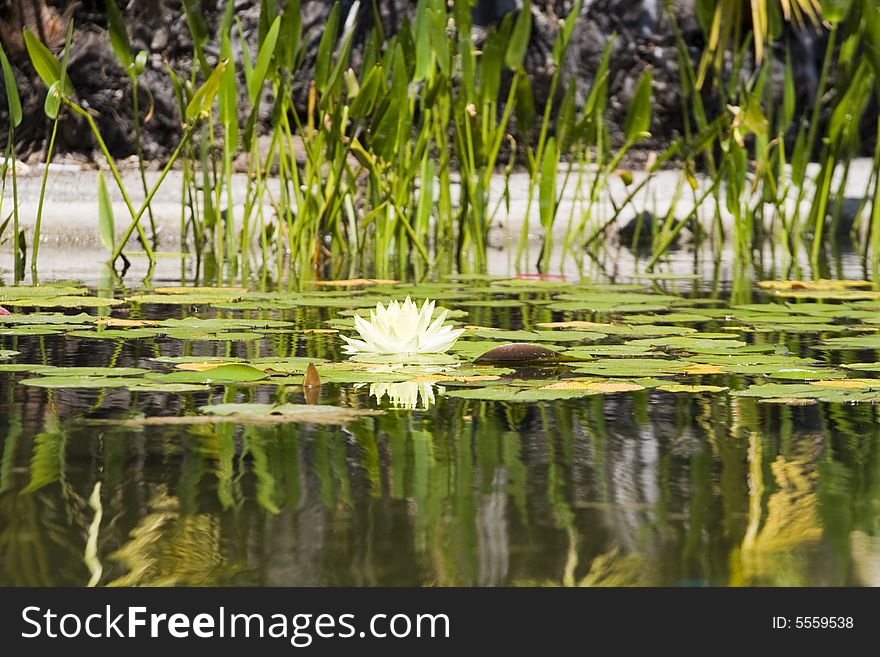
341,297 -> 463,355
370,382 -> 442,410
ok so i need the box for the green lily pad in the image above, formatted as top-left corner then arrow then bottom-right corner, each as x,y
625,313 -> 714,324
733,313 -> 835,325
547,301 -> 671,313
554,292 -> 682,305
572,358 -> 690,377
345,353 -> 461,366
157,317 -> 293,330
249,357 -> 329,373
152,286 -> 248,296
0,364 -> 50,372
626,337 -> 747,351
684,354 -> 815,366
0,312 -> 98,325
0,286 -> 88,299
841,362 -> 880,372
0,327 -> 65,336
746,323 -> 848,334
208,332 -> 266,341
731,383 -> 859,402
821,336 -> 880,350
563,345 -> 657,358
4,296 -> 123,308
145,364 -> 270,384
197,403 -> 382,424
20,376 -> 147,389
681,344 -> 779,356
126,383 -> 210,393
67,329 -> 159,340
32,366 -> 148,377
657,384 -> 729,393
151,356 -> 245,364
445,385 -> 600,402
464,329 -> 606,343
766,368 -> 843,381
452,299 -> 523,308
127,294 -> 245,305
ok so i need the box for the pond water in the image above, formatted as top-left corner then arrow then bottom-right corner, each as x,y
1,274 -> 880,586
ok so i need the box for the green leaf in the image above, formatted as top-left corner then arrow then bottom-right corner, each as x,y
185,59 -> 229,122
516,73 -> 536,132
104,0 -> 133,72
821,0 -> 855,25
623,67 -> 653,141
427,7 -> 450,76
277,0 -> 302,72
314,3 -> 340,92
865,0 -> 880,78
24,29 -> 74,98
505,0 -> 532,70
555,82 -> 578,151
782,52 -> 795,129
219,34 -> 238,149
248,15 -> 281,104
0,42 -> 22,127
539,137 -> 558,230
97,171 -> 115,252
349,64 -> 383,118
43,81 -> 61,119
134,50 -> 148,76
551,0 -> 582,65
828,60 -> 874,144
413,0 -> 432,82
145,363 -> 270,385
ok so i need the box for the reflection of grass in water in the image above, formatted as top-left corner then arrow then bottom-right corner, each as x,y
108,487 -> 236,587
737,436 -> 823,586
0,487 -> 88,585
579,546 -> 657,587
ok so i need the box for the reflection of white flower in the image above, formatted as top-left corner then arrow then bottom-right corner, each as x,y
341,297 -> 463,355
370,381 -> 442,410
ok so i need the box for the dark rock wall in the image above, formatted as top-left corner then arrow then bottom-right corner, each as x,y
0,0 -> 839,162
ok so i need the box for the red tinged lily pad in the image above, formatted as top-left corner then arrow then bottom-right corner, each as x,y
474,343 -> 560,365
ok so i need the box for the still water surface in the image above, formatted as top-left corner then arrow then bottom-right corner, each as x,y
1,274 -> 878,586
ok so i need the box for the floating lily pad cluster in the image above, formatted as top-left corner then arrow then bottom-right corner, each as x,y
4,278 -> 880,413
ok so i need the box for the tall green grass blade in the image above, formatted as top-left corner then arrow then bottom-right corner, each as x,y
97,172 -> 115,252
0,43 -> 22,127
277,0 -> 303,72
248,16 -> 281,104
506,0 -> 532,70
219,36 -> 238,150
538,136 -> 558,270
104,0 -> 133,72
314,3 -> 341,92
624,67 -> 653,140
181,0 -> 210,72
186,60 -> 229,122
